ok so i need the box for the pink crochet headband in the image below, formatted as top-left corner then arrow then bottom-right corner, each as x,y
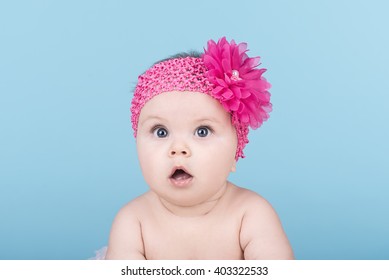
131,37 -> 272,159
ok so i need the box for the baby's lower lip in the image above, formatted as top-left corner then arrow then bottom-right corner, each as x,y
169,176 -> 193,188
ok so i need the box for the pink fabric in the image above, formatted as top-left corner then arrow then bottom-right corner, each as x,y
203,37 -> 272,130
130,37 -> 272,159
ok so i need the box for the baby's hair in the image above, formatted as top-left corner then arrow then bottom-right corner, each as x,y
154,50 -> 202,65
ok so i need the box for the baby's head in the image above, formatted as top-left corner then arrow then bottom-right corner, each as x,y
130,37 -> 271,207
131,37 -> 272,160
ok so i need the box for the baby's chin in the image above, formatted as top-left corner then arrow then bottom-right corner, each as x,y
151,190 -> 221,215
157,192 -> 207,207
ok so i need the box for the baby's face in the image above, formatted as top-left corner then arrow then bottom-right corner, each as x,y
136,91 -> 237,207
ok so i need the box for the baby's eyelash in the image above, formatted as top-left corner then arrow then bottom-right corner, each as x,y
150,124 -> 164,133
198,125 -> 214,133
149,124 -> 214,137
195,125 -> 214,138
150,124 -> 169,138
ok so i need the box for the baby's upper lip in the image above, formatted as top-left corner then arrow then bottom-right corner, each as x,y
169,166 -> 193,178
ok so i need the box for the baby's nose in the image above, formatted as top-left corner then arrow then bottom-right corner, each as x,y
169,142 -> 191,157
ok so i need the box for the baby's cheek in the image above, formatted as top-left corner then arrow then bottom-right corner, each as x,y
137,144 -> 157,179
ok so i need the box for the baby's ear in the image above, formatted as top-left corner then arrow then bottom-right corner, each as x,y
231,161 -> 237,172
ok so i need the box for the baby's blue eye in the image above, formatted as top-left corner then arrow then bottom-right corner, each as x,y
196,126 -> 210,137
154,127 -> 168,138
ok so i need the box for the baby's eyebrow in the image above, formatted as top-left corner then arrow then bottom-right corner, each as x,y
140,116 -> 166,125
195,117 -> 221,124
139,116 -> 222,126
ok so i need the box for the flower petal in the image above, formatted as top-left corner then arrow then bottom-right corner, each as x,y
227,98 -> 240,111
203,55 -> 223,75
203,37 -> 271,129
222,89 -> 234,99
215,77 -> 228,87
222,58 -> 231,74
231,85 -> 242,99
213,86 -> 225,95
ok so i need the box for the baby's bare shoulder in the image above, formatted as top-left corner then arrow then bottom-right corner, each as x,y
230,185 -> 294,259
118,192 -> 150,215
228,184 -> 271,212
105,193 -> 154,259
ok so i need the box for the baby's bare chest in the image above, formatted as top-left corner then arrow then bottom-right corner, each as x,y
141,215 -> 243,260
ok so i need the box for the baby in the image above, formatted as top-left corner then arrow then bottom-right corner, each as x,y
105,37 -> 293,260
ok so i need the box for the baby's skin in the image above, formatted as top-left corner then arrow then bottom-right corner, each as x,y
106,91 -> 293,260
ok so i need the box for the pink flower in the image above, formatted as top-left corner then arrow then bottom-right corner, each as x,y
203,37 -> 272,129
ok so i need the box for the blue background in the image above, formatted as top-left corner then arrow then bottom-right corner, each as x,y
0,0 -> 388,260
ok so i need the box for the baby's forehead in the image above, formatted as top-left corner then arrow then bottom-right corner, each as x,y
139,91 -> 231,124
143,90 -> 225,111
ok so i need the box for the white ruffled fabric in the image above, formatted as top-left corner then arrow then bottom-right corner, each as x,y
89,246 -> 107,260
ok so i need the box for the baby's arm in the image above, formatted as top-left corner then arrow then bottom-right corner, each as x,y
240,194 -> 294,260
105,204 -> 146,260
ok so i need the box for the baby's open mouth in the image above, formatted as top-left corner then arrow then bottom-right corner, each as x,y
170,168 -> 193,180
169,167 -> 193,187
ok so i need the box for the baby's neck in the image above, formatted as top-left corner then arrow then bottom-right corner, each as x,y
155,183 -> 230,218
